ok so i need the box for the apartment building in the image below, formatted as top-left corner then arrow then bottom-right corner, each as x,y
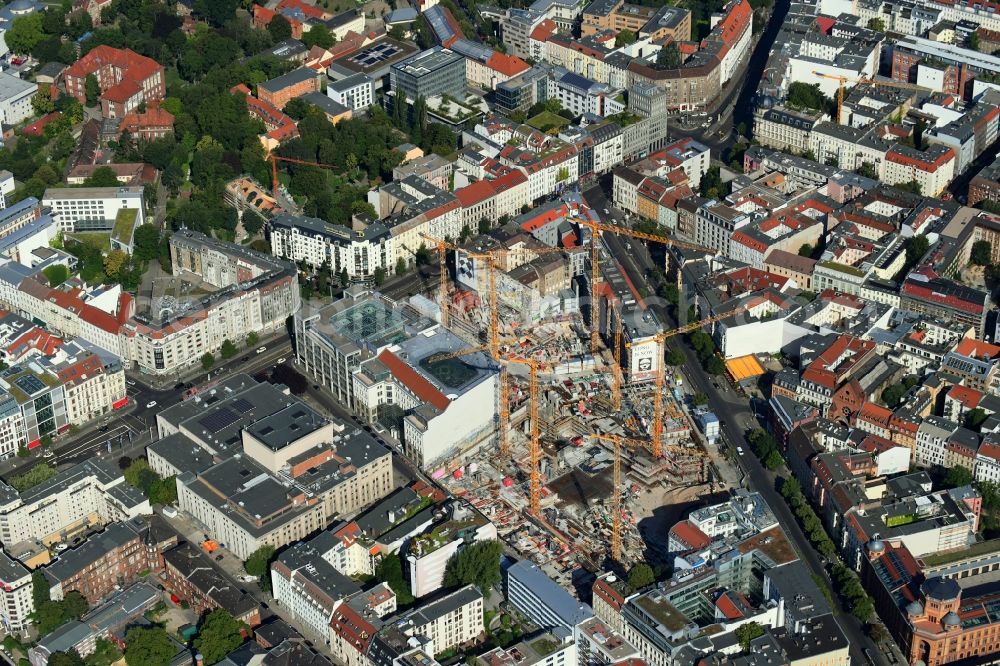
0,550 -> 32,635
753,105 -> 822,154
41,186 -> 144,234
126,230 -> 299,376
883,144 -> 956,196
969,154 -> 1000,207
374,585 -> 484,656
0,459 -> 149,546
63,46 -> 165,118
271,537 -> 365,642
269,213 -> 394,280
353,328 -> 499,470
506,560 -> 594,632
695,202 -> 751,256
42,516 -> 172,605
406,501 -> 498,598
581,0 -> 656,36
47,340 -> 127,426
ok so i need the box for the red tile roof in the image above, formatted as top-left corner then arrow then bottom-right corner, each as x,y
486,52 -> 530,77
947,384 -> 984,408
376,349 -> 449,410
955,337 -> 1000,359
668,521 -> 710,549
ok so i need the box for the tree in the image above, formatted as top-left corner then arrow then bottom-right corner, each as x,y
656,42 -> 682,68
882,384 -> 906,408
33,591 -> 88,635
704,356 -> 725,375
857,162 -> 878,179
396,257 -> 406,276
627,563 -> 655,591
133,225 -> 163,262
970,30 -> 981,51
49,653 -> 84,666
195,0 -> 239,26
895,179 -> 923,195
735,622 -> 765,651
221,339 -> 238,359
124,627 -> 175,666
666,348 -> 685,366
244,545 -> 276,592
905,234 -> 930,269
615,30 -> 637,47
374,267 -> 386,286
103,250 -> 128,279
944,465 -> 974,489
32,88 -> 55,116
786,82 -> 830,113
85,74 -> 100,107
868,17 -> 885,30
85,639 -> 121,666
6,13 -> 45,55
201,352 -> 215,371
798,243 -> 813,257
375,552 -> 414,604
246,332 -> 259,348
43,264 -> 69,287
267,14 -> 293,41
971,240 -> 993,266
32,572 -> 50,608
692,392 -> 708,406
11,463 -> 58,491
83,167 -> 120,188
966,408 -> 988,431
195,610 -> 244,665
303,24 -> 335,49
442,540 -> 503,596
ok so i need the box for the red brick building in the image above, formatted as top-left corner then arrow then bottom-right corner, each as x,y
64,46 -> 165,118
162,541 -> 262,627
257,68 -> 321,111
118,104 -> 174,141
43,516 -> 176,605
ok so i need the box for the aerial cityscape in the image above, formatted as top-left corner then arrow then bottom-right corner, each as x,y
0,1 -> 997,666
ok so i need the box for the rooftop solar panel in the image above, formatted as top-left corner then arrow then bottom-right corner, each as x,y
232,398 -> 254,414
198,407 -> 241,434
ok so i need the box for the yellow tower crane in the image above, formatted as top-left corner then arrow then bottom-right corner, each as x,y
571,216 -> 714,358
625,307 -> 746,457
813,72 -> 928,125
588,433 -> 707,562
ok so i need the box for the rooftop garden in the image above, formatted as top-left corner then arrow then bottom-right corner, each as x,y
111,208 -> 140,246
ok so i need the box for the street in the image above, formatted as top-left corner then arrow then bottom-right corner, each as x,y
585,205 -> 886,666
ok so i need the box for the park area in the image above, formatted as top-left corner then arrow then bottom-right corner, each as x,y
527,111 -> 570,133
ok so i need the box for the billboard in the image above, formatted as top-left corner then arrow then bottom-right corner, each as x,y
629,338 -> 660,383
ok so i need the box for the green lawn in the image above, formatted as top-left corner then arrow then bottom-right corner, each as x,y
67,232 -> 111,251
527,111 -> 570,132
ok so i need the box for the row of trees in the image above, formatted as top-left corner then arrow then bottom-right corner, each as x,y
688,325 -> 726,375
747,428 -> 783,470
779,476 -> 837,558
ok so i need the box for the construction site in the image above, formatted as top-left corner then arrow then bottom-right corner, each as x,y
416,217 -> 728,576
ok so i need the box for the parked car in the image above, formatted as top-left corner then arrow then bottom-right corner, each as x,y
215,554 -> 224,561
736,446 -> 745,455
146,400 -> 157,409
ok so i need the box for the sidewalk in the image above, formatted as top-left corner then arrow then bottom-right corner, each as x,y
130,331 -> 291,392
